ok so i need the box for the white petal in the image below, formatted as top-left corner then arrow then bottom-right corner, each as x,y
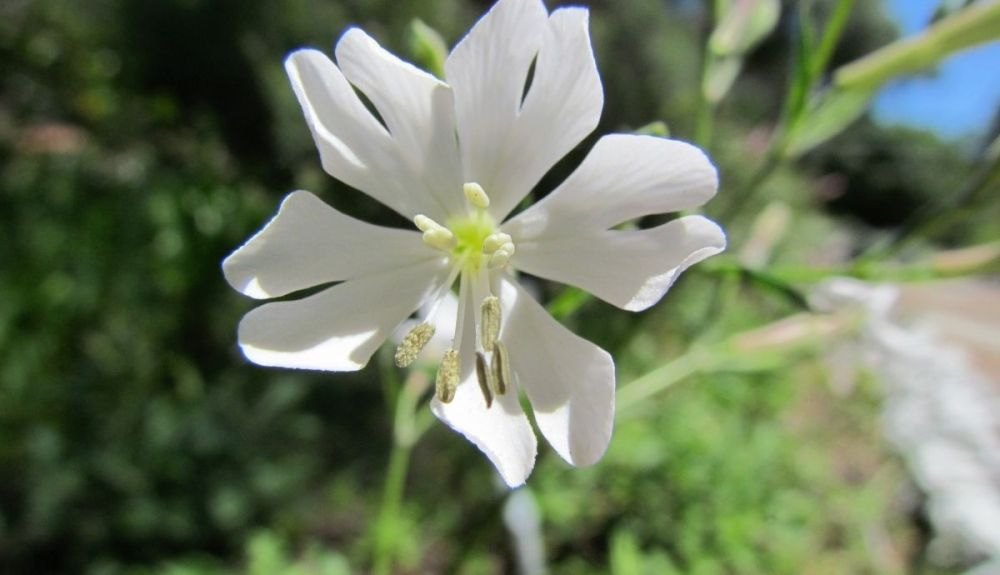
504,135 -> 719,238
431,270 -> 536,487
223,191 -> 435,299
335,29 -> 464,218
510,216 -> 726,312
447,2 -> 603,220
446,0 -> 546,199
237,260 -> 448,371
431,375 -> 537,488
285,49 -> 448,221
498,277 -> 615,467
490,8 -> 603,220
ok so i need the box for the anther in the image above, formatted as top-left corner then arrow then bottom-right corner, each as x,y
491,341 -> 510,396
488,244 -> 515,269
394,322 -> 435,367
482,233 -> 512,254
480,296 -> 501,351
463,182 -> 490,210
475,352 -> 494,408
413,214 -> 455,250
435,349 -> 460,403
413,214 -> 438,232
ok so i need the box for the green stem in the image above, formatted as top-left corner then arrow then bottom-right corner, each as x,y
371,365 -> 431,575
811,0 -> 856,80
872,134 -> 1000,258
695,89 -> 715,150
694,2 -> 720,149
703,249 -> 999,284
372,440 -> 411,575
721,0 -> 855,222
617,349 -> 717,414
717,141 -> 781,222
834,1 -> 1000,92
618,309 -> 865,416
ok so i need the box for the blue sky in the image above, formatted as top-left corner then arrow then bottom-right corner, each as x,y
873,0 -> 1000,140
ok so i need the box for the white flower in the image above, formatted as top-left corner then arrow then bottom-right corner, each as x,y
222,0 -> 725,487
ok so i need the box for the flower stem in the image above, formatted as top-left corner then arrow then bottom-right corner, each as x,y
371,358 -> 432,575
372,438 -> 412,575
618,310 -> 864,416
617,348 -> 715,414
833,1 -> 1000,93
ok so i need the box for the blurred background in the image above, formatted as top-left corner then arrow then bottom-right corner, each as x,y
1,0 -> 998,573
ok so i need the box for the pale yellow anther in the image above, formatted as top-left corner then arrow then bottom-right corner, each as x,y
463,182 -> 490,210
422,229 -> 455,250
482,233 -> 512,254
414,214 -> 455,250
488,245 -> 514,269
413,214 -> 439,232
480,296 -> 501,351
394,323 -> 435,367
435,349 -> 460,403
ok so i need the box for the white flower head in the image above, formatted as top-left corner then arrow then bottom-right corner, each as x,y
222,0 -> 726,487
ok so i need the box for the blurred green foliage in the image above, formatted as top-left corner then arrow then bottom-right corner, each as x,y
1,0 -> 995,573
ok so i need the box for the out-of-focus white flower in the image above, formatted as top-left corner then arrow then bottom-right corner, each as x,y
813,278 -> 1000,568
222,0 -> 725,486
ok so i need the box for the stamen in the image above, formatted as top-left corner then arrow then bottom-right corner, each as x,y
435,349 -> 460,403
480,296 -> 501,351
488,244 -> 515,269
413,214 -> 454,250
482,233 -> 512,253
475,352 -> 494,408
394,322 -> 435,367
491,341 -> 510,396
463,182 -> 490,210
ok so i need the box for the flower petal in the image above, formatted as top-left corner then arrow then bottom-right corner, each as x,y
492,8 -> 603,219
237,259 -> 448,371
430,271 -> 536,488
285,49 -> 448,221
335,29 -> 464,219
504,134 -> 719,238
446,0 -> 546,197
498,277 -> 615,467
446,2 -> 602,220
509,216 -> 726,312
223,191 -> 435,299
431,373 -> 537,488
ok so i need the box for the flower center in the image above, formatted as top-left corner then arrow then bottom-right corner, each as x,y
411,182 -> 516,270
397,182 -> 517,408
446,211 -> 495,272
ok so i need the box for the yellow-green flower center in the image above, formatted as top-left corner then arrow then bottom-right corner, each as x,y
446,211 -> 497,272
412,183 -> 515,270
